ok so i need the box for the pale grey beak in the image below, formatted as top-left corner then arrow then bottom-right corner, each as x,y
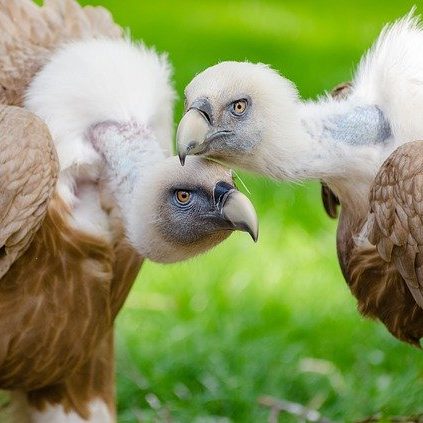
177,108 -> 210,165
216,184 -> 259,242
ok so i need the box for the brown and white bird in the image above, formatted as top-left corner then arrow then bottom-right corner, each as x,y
0,0 -> 257,422
177,12 -> 423,345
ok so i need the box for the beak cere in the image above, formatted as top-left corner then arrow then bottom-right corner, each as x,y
214,181 -> 259,242
177,108 -> 210,165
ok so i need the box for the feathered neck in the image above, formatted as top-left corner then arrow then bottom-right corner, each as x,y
262,97 -> 391,212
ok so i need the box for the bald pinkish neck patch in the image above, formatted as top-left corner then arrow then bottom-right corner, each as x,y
88,120 -> 164,203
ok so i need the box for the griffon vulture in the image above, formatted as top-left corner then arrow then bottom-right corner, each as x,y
177,12 -> 423,345
0,0 -> 258,422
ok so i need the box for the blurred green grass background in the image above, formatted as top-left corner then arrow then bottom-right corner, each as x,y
81,1 -> 423,421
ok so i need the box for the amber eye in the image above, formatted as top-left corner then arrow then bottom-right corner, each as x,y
232,99 -> 247,116
175,190 -> 191,205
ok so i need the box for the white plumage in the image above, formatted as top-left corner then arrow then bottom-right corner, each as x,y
25,38 -> 174,203
353,11 -> 423,144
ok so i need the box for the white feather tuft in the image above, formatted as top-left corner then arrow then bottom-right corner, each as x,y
352,8 -> 423,145
25,38 -> 176,172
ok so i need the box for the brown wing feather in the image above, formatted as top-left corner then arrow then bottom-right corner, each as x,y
0,104 -> 58,280
337,207 -> 423,346
347,242 -> 423,346
0,2 -> 143,416
26,331 -> 116,419
367,140 -> 423,308
0,196 -> 113,390
0,0 -> 122,106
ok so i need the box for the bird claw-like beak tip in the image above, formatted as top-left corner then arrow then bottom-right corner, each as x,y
221,190 -> 259,243
249,227 -> 259,243
244,221 -> 259,242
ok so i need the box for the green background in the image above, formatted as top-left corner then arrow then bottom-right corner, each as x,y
80,1 -> 423,421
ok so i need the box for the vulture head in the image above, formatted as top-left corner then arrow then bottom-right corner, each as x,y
177,61 -> 301,175
88,121 -> 259,264
123,156 -> 257,263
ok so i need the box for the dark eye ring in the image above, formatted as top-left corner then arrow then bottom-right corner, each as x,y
175,190 -> 192,205
231,99 -> 248,116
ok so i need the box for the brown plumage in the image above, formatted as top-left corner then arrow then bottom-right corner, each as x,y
327,85 -> 423,346
0,105 -> 58,280
368,141 -> 423,307
0,197 -> 113,391
0,0 -> 122,106
0,1 -> 137,420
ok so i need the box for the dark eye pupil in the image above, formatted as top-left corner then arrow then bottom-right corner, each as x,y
233,101 -> 245,114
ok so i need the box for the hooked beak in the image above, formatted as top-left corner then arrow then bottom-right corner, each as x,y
214,181 -> 259,242
177,107 -> 210,165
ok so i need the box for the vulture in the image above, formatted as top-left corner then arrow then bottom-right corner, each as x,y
0,0 -> 258,422
177,12 -> 423,346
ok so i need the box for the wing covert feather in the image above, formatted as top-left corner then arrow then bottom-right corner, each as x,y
0,105 -> 58,279
368,141 -> 423,307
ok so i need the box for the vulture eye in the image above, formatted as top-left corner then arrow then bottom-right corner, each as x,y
175,190 -> 192,205
231,99 -> 248,116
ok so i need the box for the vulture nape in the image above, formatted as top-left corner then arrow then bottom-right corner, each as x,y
0,0 -> 258,421
177,11 -> 423,346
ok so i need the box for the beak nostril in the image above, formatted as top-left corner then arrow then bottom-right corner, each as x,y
197,109 -> 212,125
213,181 -> 234,207
187,141 -> 198,150
188,98 -> 213,125
214,183 -> 259,242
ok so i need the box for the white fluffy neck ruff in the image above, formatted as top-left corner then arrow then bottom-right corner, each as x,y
260,94 -> 389,212
24,38 -> 175,238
